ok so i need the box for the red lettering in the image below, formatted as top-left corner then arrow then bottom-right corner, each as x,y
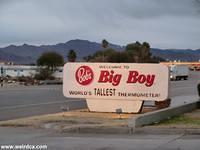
98,70 -> 122,86
75,66 -> 93,85
126,71 -> 138,83
145,75 -> 155,87
127,71 -> 155,87
98,71 -> 110,83
138,74 -> 146,84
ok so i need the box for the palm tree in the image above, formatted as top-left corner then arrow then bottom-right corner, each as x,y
101,39 -> 109,62
67,49 -> 77,62
101,39 -> 109,49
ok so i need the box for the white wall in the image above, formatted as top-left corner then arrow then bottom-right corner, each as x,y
53,67 -> 63,79
1,65 -> 38,77
0,65 -> 63,79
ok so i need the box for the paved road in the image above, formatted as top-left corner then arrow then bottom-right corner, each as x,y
0,71 -> 199,149
144,71 -> 199,106
170,71 -> 199,97
0,71 -> 199,121
0,85 -> 86,121
0,127 -> 199,150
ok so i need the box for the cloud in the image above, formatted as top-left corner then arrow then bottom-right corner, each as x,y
0,0 -> 200,49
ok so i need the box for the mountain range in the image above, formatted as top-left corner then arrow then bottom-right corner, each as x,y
0,39 -> 199,64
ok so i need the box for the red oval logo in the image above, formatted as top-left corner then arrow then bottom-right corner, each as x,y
75,66 -> 94,85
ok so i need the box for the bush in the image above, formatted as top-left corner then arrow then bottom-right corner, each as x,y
34,73 -> 55,81
47,76 -> 56,80
34,74 -> 45,80
16,76 -> 35,85
34,68 -> 52,80
155,98 -> 171,109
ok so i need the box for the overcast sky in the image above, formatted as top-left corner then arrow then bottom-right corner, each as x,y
0,0 -> 200,49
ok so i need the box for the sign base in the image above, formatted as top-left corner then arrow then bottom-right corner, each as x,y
86,99 -> 144,113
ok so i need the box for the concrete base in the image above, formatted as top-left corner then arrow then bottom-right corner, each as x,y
129,100 -> 200,128
86,99 -> 143,113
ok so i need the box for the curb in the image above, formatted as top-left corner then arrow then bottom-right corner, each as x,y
50,99 -> 200,135
41,98 -> 200,135
132,127 -> 200,135
61,126 -> 130,134
128,100 -> 200,128
53,125 -> 200,135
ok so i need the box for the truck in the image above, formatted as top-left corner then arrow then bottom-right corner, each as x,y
169,65 -> 189,80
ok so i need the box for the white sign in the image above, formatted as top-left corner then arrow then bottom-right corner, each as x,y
63,63 -> 169,101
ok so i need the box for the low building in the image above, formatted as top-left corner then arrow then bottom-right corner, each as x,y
52,67 -> 63,79
160,61 -> 200,71
0,65 -> 38,77
0,65 -> 63,79
0,60 -> 14,65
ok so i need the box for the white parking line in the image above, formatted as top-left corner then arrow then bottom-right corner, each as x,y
171,87 -> 196,90
0,99 -> 83,110
0,87 -> 61,92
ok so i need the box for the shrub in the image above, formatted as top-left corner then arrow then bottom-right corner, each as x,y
34,68 -> 52,80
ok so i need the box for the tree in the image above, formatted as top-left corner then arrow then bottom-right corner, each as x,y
83,55 -> 92,62
125,42 -> 141,62
101,39 -> 109,49
83,41 -> 160,63
140,42 -> 151,63
83,48 -> 130,63
67,49 -> 77,62
37,52 -> 64,71
107,51 -> 130,63
101,39 -> 109,62
125,41 -> 153,63
36,52 -> 64,80
84,48 -> 115,62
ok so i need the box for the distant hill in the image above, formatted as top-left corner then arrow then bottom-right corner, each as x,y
0,39 -> 199,64
150,48 -> 200,62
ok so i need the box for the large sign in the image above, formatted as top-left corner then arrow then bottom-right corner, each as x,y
63,63 -> 169,101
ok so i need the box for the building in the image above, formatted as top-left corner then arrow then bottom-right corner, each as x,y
160,61 -> 200,71
0,65 -> 63,79
0,65 -> 38,77
0,60 -> 14,65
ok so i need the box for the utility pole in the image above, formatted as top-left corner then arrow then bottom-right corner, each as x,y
1,66 -> 3,87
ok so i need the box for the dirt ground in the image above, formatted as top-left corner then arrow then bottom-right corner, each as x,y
0,104 -> 158,127
0,108 -> 199,130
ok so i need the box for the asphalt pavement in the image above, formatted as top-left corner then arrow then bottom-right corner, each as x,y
0,127 -> 200,150
0,71 -> 199,121
0,71 -> 199,149
0,85 -> 86,120
169,71 -> 199,97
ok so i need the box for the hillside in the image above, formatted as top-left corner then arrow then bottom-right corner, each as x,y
151,48 -> 200,62
0,39 -> 199,64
